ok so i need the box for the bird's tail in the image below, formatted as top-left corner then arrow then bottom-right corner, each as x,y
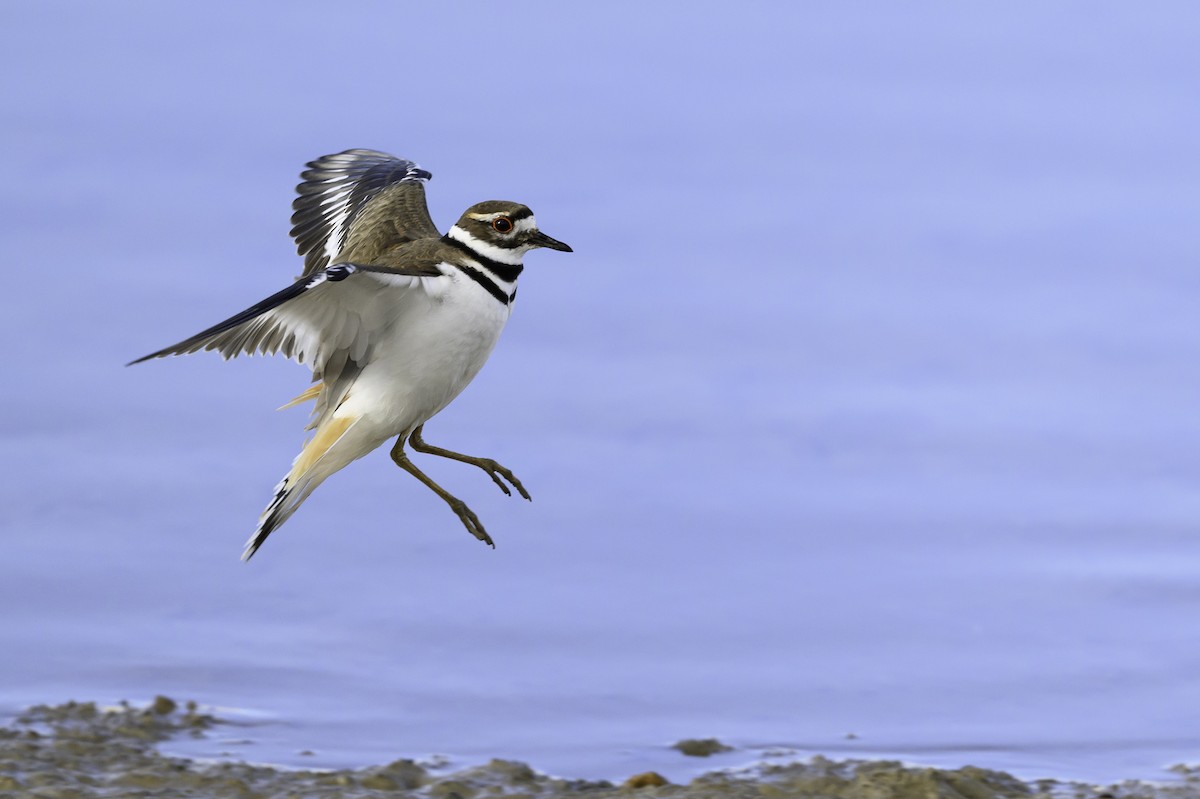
242,414 -> 360,561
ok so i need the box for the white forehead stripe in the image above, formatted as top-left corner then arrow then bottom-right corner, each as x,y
465,212 -> 538,233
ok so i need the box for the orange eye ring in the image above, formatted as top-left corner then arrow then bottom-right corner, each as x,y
492,217 -> 514,233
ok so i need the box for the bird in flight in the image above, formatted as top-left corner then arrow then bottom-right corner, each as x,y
131,149 -> 572,560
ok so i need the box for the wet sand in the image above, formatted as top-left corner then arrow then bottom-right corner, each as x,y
1,698 -> 1197,799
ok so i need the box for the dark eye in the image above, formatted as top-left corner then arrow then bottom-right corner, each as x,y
492,217 -> 513,233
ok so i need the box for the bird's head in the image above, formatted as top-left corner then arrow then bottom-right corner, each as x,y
453,201 -> 572,256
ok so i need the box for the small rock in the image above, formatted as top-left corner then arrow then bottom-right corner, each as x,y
430,779 -> 473,798
624,771 -> 669,788
672,737 -> 732,757
150,696 -> 177,716
361,773 -> 399,790
487,759 -> 538,783
382,758 -> 428,788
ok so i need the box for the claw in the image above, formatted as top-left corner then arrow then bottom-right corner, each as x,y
449,498 -> 494,547
480,460 -> 531,501
487,471 -> 513,497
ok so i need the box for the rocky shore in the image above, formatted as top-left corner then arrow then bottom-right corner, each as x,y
1,698 -> 1197,799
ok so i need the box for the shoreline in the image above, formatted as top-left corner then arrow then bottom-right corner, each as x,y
3,698 -> 1199,798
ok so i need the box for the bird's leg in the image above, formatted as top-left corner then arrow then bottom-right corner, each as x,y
408,424 -> 531,501
390,436 -> 495,547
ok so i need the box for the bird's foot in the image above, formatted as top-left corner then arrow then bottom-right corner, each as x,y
448,497 -> 495,548
473,458 -> 531,501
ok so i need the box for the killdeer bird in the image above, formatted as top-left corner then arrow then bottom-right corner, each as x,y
131,149 -> 572,560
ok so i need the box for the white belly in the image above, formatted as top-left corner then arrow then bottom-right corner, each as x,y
341,270 -> 512,438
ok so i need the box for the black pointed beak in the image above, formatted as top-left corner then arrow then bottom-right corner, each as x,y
529,230 -> 572,252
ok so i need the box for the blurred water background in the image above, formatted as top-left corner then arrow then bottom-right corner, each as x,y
2,1 -> 1199,784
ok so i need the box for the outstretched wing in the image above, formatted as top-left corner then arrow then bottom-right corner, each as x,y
290,149 -> 441,277
129,261 -> 442,386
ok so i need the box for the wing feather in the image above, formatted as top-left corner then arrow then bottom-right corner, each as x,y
290,149 -> 440,276
129,263 -> 442,388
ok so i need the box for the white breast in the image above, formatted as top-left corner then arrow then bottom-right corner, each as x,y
342,267 -> 513,437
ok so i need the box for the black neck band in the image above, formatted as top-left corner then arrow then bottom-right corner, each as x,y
443,234 -> 525,282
